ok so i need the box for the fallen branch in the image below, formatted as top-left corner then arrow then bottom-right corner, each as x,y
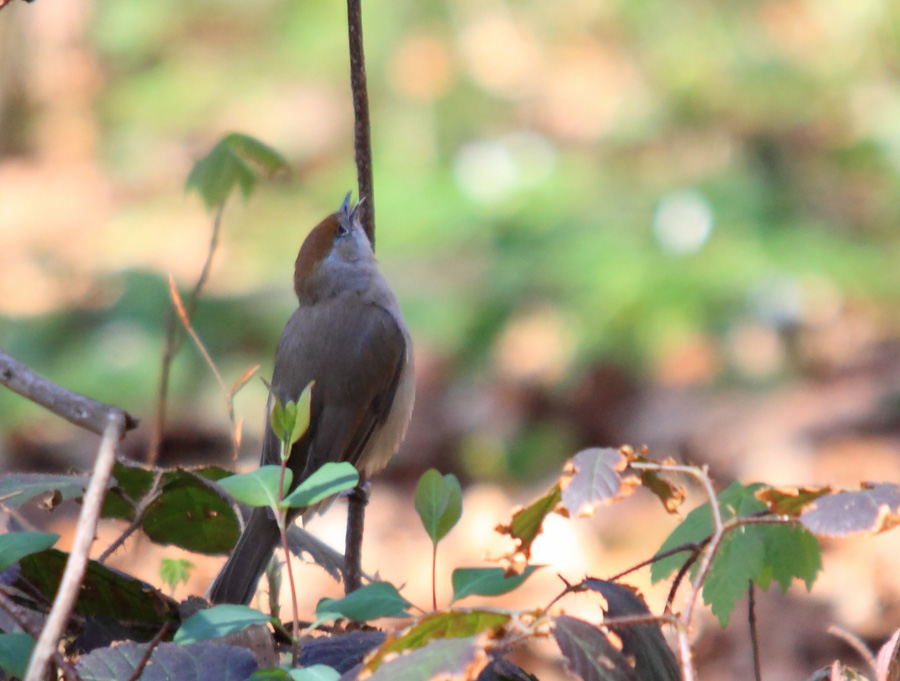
0,348 -> 138,436
25,413 -> 124,681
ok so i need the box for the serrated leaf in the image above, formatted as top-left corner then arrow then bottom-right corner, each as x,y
414,469 -> 463,545
703,528 -> 766,626
651,481 -> 822,626
186,133 -> 287,211
560,448 -> 637,517
142,474 -> 240,554
0,473 -> 93,508
297,630 -> 386,673
651,481 -> 765,583
316,582 -> 411,623
628,454 -> 686,514
0,633 -> 34,679
365,610 -> 511,673
553,615 -> 639,681
762,523 -> 821,591
218,466 -> 290,509
581,580 -> 680,681
368,635 -> 489,681
495,485 -> 561,565
801,483 -> 900,537
18,549 -> 180,632
756,485 -> 832,516
451,566 -> 540,602
160,558 -> 195,591
0,531 -> 59,571
281,462 -> 358,509
77,641 -> 257,681
174,605 -> 272,644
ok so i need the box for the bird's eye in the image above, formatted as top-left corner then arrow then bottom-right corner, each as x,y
336,223 -> 350,238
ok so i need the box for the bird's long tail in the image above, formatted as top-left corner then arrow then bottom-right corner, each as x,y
208,506 -> 282,605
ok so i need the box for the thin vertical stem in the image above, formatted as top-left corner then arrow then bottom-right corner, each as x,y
346,0 -> 375,248
431,545 -> 438,611
148,203 -> 226,465
748,581 -> 762,681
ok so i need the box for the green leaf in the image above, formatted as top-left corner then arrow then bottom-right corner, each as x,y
367,636 -> 486,681
281,462 -> 359,509
78,641 -> 256,681
141,473 -> 240,554
174,604 -> 272,644
766,523 -> 821,591
414,469 -> 463,546
496,484 -> 561,564
271,383 -> 315,452
703,528 -> 765,626
159,558 -> 195,591
0,473 -> 92,508
218,466 -> 291,509
651,481 -> 765,583
0,633 -> 34,679
289,666 -> 341,681
365,610 -> 511,672
316,582 -> 411,622
451,566 -> 541,602
291,382 -> 314,446
186,133 -> 288,211
651,481 -> 822,626
0,531 -> 59,571
18,549 -> 180,633
270,398 -> 293,447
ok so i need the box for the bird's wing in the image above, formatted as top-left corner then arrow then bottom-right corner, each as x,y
261,298 -> 407,485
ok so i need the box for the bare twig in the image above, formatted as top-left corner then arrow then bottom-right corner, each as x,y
26,414 -> 124,681
609,541 -> 705,583
0,589 -> 80,681
827,625 -> 877,673
748,581 -> 761,681
346,0 -> 375,247
125,623 -> 169,681
97,470 -> 165,564
148,203 -> 226,466
344,484 -> 368,594
0,348 -> 138,436
665,542 -> 706,612
168,275 -> 249,461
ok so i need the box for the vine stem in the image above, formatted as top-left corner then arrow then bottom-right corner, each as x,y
277,450 -> 300,664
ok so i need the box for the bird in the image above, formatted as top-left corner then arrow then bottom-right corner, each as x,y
208,194 -> 415,605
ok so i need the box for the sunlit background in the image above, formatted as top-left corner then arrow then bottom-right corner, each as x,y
2,0 -> 900,678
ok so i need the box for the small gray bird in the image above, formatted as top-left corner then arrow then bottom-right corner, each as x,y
208,195 -> 415,605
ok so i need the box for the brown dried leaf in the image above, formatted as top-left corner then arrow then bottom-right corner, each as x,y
494,485 -> 562,569
755,485 -> 833,516
626,451 -> 686,515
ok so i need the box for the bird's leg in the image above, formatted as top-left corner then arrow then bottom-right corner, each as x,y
343,481 -> 370,594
